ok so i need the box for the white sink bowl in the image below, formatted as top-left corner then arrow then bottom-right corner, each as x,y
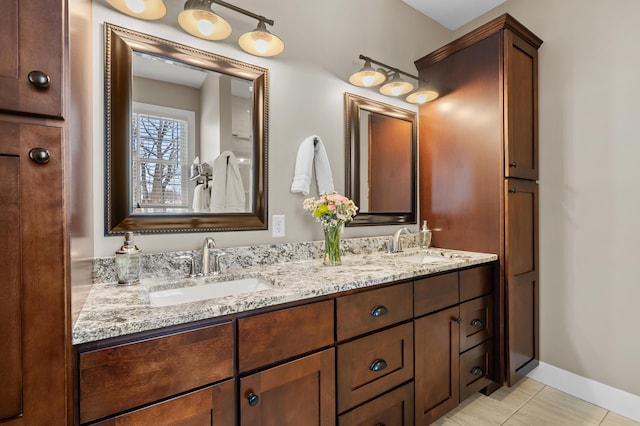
148,277 -> 273,307
399,254 -> 454,264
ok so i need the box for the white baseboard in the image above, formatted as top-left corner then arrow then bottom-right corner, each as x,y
527,362 -> 640,422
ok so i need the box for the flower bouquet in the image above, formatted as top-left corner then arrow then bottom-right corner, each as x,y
303,192 -> 358,266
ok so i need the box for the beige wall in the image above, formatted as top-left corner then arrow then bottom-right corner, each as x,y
458,0 -> 640,397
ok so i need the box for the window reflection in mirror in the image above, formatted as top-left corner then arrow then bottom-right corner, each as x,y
130,52 -> 253,214
345,93 -> 417,226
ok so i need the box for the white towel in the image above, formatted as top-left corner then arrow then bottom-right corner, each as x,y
290,135 -> 335,195
192,183 -> 210,212
210,151 -> 246,213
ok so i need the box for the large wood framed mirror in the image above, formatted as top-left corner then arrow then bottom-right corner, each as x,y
344,93 -> 417,226
105,24 -> 268,234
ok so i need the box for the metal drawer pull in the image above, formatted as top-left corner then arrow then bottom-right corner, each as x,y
453,317 -> 462,324
509,162 -> 517,167
28,70 -> 51,89
376,424 -> 387,426
471,318 -> 484,328
29,148 -> 50,164
370,359 -> 388,372
509,188 -> 517,193
470,366 -> 484,376
370,305 -> 388,317
247,392 -> 259,407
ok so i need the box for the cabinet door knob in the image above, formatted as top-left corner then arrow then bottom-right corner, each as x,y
471,318 -> 484,328
29,148 -> 50,164
247,392 -> 259,407
370,359 -> 388,372
509,162 -> 517,168
453,317 -> 462,324
471,366 -> 484,376
28,70 -> 51,89
509,188 -> 517,194
370,305 -> 388,317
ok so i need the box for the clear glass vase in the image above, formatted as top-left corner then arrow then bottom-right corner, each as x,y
323,223 -> 342,266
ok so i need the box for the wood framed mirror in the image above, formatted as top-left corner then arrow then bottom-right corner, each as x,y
344,93 -> 417,226
105,24 -> 268,234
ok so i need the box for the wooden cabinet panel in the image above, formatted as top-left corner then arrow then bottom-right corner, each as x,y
505,179 -> 539,384
79,322 -> 234,424
0,155 -> 21,421
460,341 -> 493,401
0,121 -> 67,425
414,272 -> 458,317
240,348 -> 335,426
0,0 -> 63,117
338,382 -> 414,426
238,300 -> 334,372
459,263 -> 494,302
91,380 -> 235,426
414,306 -> 460,426
336,282 -> 412,341
504,31 -> 539,180
337,323 -> 414,413
459,295 -> 493,352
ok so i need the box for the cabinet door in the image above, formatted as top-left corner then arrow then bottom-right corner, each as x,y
414,306 -> 460,426
240,348 -> 335,426
91,380 -> 235,426
504,30 -> 539,180
0,0 -> 63,117
505,179 -> 539,384
0,121 -> 67,424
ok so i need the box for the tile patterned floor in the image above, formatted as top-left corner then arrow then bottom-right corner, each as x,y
432,378 -> 640,426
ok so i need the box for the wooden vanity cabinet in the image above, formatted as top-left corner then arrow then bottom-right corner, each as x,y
78,322 -> 234,424
0,0 -> 64,117
416,13 -> 542,387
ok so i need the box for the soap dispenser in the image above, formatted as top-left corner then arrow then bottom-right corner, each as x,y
419,220 -> 432,248
115,232 -> 141,285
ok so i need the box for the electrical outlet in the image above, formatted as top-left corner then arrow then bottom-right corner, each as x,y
272,215 -> 285,237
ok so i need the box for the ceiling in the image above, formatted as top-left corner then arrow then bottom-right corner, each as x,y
401,0 -> 507,30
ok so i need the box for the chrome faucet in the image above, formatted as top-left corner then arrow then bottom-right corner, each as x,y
201,237 -> 216,275
389,227 -> 412,253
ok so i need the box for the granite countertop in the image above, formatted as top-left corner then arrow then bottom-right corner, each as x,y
72,247 -> 497,345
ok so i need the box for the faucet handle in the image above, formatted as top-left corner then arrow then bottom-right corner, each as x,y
212,251 -> 227,275
175,255 -> 201,278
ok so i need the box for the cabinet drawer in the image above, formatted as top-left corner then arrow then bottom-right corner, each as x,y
338,382 -> 414,426
238,300 -> 334,372
414,272 -> 458,317
460,295 -> 493,352
460,263 -> 495,302
459,340 -> 493,401
79,322 -> 234,424
337,322 -> 414,413
90,380 -> 235,426
336,282 -> 412,341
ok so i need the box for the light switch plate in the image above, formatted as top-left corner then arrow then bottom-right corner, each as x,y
272,215 -> 285,237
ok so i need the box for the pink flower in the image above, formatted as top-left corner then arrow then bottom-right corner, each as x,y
327,204 -> 336,211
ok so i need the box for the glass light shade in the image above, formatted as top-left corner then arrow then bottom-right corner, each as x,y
349,61 -> 386,87
178,5 -> 232,40
406,89 -> 439,104
238,21 -> 284,57
106,0 -> 167,20
379,72 -> 414,96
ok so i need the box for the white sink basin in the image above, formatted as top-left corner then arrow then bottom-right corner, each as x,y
399,254 -> 453,264
148,277 -> 273,307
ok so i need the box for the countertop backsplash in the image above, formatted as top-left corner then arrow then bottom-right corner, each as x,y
93,234 -> 420,284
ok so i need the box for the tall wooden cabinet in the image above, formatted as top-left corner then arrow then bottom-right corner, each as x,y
0,0 -> 71,424
416,14 -> 542,386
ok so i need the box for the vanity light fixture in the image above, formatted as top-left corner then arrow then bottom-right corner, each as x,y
349,54 -> 438,104
178,0 -> 232,40
106,0 -> 167,20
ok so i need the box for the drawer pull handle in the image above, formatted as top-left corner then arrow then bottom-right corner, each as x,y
509,162 -> 517,168
471,318 -> 484,328
453,317 -> 462,324
29,148 -> 50,164
471,366 -> 484,376
370,305 -> 388,317
370,359 -> 388,372
376,424 -> 387,426
509,188 -> 517,194
247,392 -> 259,407
28,70 -> 51,89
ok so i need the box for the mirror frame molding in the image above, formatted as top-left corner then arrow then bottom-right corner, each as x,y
344,92 -> 417,226
104,23 -> 268,235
